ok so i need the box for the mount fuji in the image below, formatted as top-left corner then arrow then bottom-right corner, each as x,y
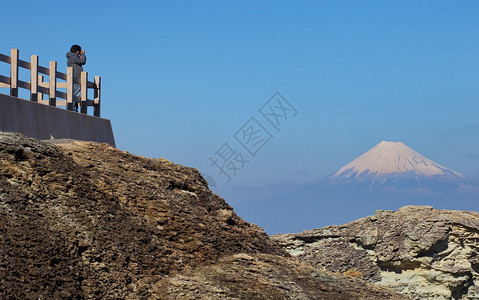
236,141 -> 479,234
325,141 -> 470,193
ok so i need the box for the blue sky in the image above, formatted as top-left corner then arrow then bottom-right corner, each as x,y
2,1 -> 479,229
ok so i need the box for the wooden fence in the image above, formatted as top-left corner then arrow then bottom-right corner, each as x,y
0,49 -> 101,117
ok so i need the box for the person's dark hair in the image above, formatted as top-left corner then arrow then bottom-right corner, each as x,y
70,45 -> 82,53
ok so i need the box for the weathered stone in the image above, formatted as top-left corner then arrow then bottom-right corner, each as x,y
154,253 -> 406,300
272,205 -> 479,299
0,133 -> 405,299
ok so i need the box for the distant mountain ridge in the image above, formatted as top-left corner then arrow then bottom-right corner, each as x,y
331,140 -> 463,178
326,141 -> 468,191
243,140 -> 479,234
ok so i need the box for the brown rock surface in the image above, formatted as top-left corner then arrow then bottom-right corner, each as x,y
272,206 -> 479,299
0,132 -> 405,299
154,253 -> 406,299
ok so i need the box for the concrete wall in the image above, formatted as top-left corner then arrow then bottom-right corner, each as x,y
0,93 -> 115,147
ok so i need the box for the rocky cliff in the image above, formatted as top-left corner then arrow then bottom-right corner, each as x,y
0,132 -> 405,299
272,205 -> 479,299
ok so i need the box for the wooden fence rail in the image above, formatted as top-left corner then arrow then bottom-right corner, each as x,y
0,49 -> 101,117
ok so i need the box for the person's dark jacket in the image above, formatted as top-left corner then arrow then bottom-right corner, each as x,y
66,52 -> 86,78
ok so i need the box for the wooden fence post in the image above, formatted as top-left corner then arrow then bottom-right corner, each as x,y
80,71 -> 88,114
66,67 -> 74,110
94,76 -> 101,117
30,55 -> 39,102
49,61 -> 57,106
10,49 -> 19,97
38,75 -> 44,102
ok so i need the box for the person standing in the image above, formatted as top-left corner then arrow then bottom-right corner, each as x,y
66,45 -> 86,112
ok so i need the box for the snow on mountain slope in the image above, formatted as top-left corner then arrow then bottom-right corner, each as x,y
331,141 -> 464,180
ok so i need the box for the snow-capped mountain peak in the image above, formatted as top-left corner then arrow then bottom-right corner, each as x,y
331,141 -> 464,180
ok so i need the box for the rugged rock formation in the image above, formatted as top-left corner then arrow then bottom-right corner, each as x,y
0,132 -> 405,299
272,205 -> 479,300
155,253 -> 406,299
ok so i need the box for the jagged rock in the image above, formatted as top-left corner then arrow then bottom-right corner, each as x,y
154,253 -> 407,300
272,205 -> 479,300
0,133 -> 405,299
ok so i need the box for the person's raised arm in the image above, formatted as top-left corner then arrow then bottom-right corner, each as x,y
70,51 -> 87,65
